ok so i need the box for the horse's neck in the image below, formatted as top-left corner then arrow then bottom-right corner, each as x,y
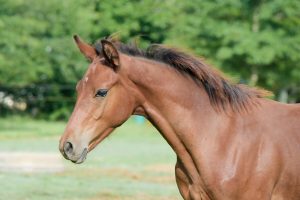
129,57 -> 223,136
128,57 -> 228,181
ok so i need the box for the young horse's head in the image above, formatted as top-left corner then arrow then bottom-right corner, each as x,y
59,35 -> 139,163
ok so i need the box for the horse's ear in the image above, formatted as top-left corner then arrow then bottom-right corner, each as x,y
73,35 -> 97,62
101,39 -> 120,71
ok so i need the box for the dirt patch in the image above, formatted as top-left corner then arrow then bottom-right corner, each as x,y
60,167 -> 143,180
89,191 -> 178,200
58,163 -> 175,184
144,163 -> 174,173
0,152 -> 64,173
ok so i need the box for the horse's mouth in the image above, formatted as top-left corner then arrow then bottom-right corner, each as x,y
71,148 -> 88,164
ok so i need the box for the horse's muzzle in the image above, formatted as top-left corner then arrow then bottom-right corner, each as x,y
60,141 -> 88,164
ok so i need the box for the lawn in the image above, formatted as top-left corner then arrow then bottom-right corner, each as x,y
0,117 -> 181,200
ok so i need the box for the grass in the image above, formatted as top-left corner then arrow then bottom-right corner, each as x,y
0,117 -> 181,200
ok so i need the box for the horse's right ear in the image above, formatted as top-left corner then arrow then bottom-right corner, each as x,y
73,35 -> 97,62
101,39 -> 120,71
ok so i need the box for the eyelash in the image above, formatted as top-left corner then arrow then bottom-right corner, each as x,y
95,89 -> 108,98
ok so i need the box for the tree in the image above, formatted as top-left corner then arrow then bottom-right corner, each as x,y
163,0 -> 300,102
0,0 -> 95,118
0,0 -> 299,119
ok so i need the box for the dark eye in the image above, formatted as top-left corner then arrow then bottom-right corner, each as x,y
95,89 -> 108,97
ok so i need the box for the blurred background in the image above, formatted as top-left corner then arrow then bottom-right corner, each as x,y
0,0 -> 299,199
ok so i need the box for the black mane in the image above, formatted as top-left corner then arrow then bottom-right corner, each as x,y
94,37 -> 268,112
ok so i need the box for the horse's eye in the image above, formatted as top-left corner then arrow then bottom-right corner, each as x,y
95,89 -> 108,97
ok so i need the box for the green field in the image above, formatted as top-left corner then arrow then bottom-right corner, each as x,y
0,117 -> 181,200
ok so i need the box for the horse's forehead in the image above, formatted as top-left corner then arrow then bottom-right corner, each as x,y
87,62 -> 99,74
85,62 -> 103,78
84,63 -> 112,85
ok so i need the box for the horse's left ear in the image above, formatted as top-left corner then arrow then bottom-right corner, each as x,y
73,35 -> 97,62
101,40 -> 120,71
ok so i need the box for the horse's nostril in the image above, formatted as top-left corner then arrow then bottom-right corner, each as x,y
64,142 -> 73,155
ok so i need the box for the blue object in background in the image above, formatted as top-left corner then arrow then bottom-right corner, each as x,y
134,116 -> 146,124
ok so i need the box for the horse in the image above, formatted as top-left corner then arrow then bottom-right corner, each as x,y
59,35 -> 300,200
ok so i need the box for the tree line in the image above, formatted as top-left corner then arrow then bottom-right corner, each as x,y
0,0 -> 299,119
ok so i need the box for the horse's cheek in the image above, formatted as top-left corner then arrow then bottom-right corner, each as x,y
92,101 -> 106,120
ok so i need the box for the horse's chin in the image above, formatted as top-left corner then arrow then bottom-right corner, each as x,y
88,128 -> 114,151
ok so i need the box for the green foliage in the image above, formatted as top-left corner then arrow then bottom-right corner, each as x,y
0,0 -> 93,85
0,0 -> 299,119
164,0 -> 300,93
0,0 -> 94,118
